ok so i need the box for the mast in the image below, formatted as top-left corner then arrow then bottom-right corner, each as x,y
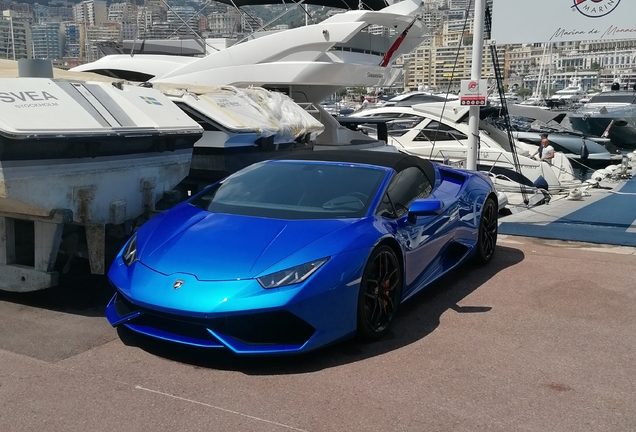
534,43 -> 547,99
467,0 -> 485,171
9,16 -> 16,61
547,42 -> 553,97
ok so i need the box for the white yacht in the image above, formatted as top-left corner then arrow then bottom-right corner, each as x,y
380,91 -> 459,107
488,91 -> 522,106
0,75 -> 203,291
569,89 -> 636,149
71,0 -> 426,178
518,96 -> 548,107
72,0 -> 427,106
547,77 -> 585,108
154,83 -> 325,186
351,103 -> 581,203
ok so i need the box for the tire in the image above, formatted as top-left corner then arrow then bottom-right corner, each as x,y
357,245 -> 403,340
474,196 -> 498,264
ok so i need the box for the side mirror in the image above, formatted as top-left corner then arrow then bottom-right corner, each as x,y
408,199 -> 444,217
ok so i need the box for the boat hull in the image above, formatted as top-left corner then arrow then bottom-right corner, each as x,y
569,115 -> 636,150
0,149 -> 193,224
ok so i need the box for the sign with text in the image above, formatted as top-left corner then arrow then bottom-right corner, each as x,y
459,80 -> 487,106
492,0 -> 636,43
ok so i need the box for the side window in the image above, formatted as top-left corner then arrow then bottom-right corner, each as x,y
414,121 -> 468,142
378,167 -> 433,218
387,118 -> 420,137
369,112 -> 400,118
376,192 -> 395,218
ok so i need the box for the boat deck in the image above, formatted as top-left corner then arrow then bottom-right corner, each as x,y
499,176 -> 636,246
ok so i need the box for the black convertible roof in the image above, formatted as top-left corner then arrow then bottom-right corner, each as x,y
214,0 -> 389,10
274,150 -> 436,183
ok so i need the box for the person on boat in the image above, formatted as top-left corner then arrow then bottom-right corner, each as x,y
531,133 -> 555,164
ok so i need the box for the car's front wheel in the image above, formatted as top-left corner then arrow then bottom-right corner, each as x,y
474,196 -> 498,264
357,245 -> 403,340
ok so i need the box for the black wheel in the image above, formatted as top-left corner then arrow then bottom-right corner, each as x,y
357,245 -> 403,340
474,197 -> 498,264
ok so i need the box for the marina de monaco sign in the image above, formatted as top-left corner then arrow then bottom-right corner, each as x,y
492,0 -> 636,44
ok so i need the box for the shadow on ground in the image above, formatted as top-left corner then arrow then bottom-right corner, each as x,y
118,245 -> 525,373
0,260 -> 114,318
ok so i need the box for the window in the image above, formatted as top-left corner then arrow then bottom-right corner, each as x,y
414,121 -> 468,142
191,161 -> 386,220
387,119 -> 421,137
377,167 -> 433,218
589,94 -> 636,104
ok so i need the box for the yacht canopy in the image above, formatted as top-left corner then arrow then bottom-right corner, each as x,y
214,0 -> 389,11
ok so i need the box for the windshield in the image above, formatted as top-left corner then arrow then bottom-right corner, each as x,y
190,161 -> 387,220
358,118 -> 421,138
589,94 -> 636,104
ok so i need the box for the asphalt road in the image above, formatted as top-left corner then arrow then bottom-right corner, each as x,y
1,236 -> 635,431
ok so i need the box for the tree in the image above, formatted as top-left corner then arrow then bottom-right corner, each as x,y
517,88 -> 532,98
591,62 -> 600,71
566,66 -> 576,72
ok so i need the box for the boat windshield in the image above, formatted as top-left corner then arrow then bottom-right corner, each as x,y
190,161 -> 387,220
589,94 -> 636,104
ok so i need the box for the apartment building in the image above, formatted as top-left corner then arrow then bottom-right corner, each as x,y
167,6 -> 199,38
73,0 -> 107,26
64,22 -> 81,58
32,22 -> 64,60
241,14 -> 263,33
207,9 -> 240,37
83,21 -> 121,61
405,42 -> 506,91
0,11 -> 31,59
506,44 -> 534,75
108,2 -> 136,23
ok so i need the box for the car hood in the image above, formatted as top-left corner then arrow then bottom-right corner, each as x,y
139,205 -> 355,280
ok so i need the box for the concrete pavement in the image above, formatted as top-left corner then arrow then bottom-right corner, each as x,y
1,236 -> 635,431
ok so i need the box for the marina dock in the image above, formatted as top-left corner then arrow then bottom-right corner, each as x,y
500,176 -> 636,247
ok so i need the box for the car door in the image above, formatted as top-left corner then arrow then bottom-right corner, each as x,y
377,166 -> 442,296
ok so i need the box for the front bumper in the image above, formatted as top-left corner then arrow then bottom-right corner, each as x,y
106,250 -> 368,355
107,292 -> 319,353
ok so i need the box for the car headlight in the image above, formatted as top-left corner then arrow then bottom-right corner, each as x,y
122,233 -> 138,267
257,257 -> 329,289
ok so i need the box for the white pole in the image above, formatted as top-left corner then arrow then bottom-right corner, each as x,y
9,17 -> 16,61
535,43 -> 547,98
467,0 -> 485,171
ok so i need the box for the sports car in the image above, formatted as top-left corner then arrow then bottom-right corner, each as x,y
106,151 -> 498,355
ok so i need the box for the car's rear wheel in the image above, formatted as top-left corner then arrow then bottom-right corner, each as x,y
474,196 -> 498,264
357,245 -> 402,340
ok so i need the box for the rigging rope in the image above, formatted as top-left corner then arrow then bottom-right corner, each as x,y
485,5 -> 530,205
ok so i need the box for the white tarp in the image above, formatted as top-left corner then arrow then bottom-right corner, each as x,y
492,0 -> 636,44
158,85 -> 325,143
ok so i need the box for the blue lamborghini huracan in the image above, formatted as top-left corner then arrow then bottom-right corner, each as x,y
106,151 -> 498,355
